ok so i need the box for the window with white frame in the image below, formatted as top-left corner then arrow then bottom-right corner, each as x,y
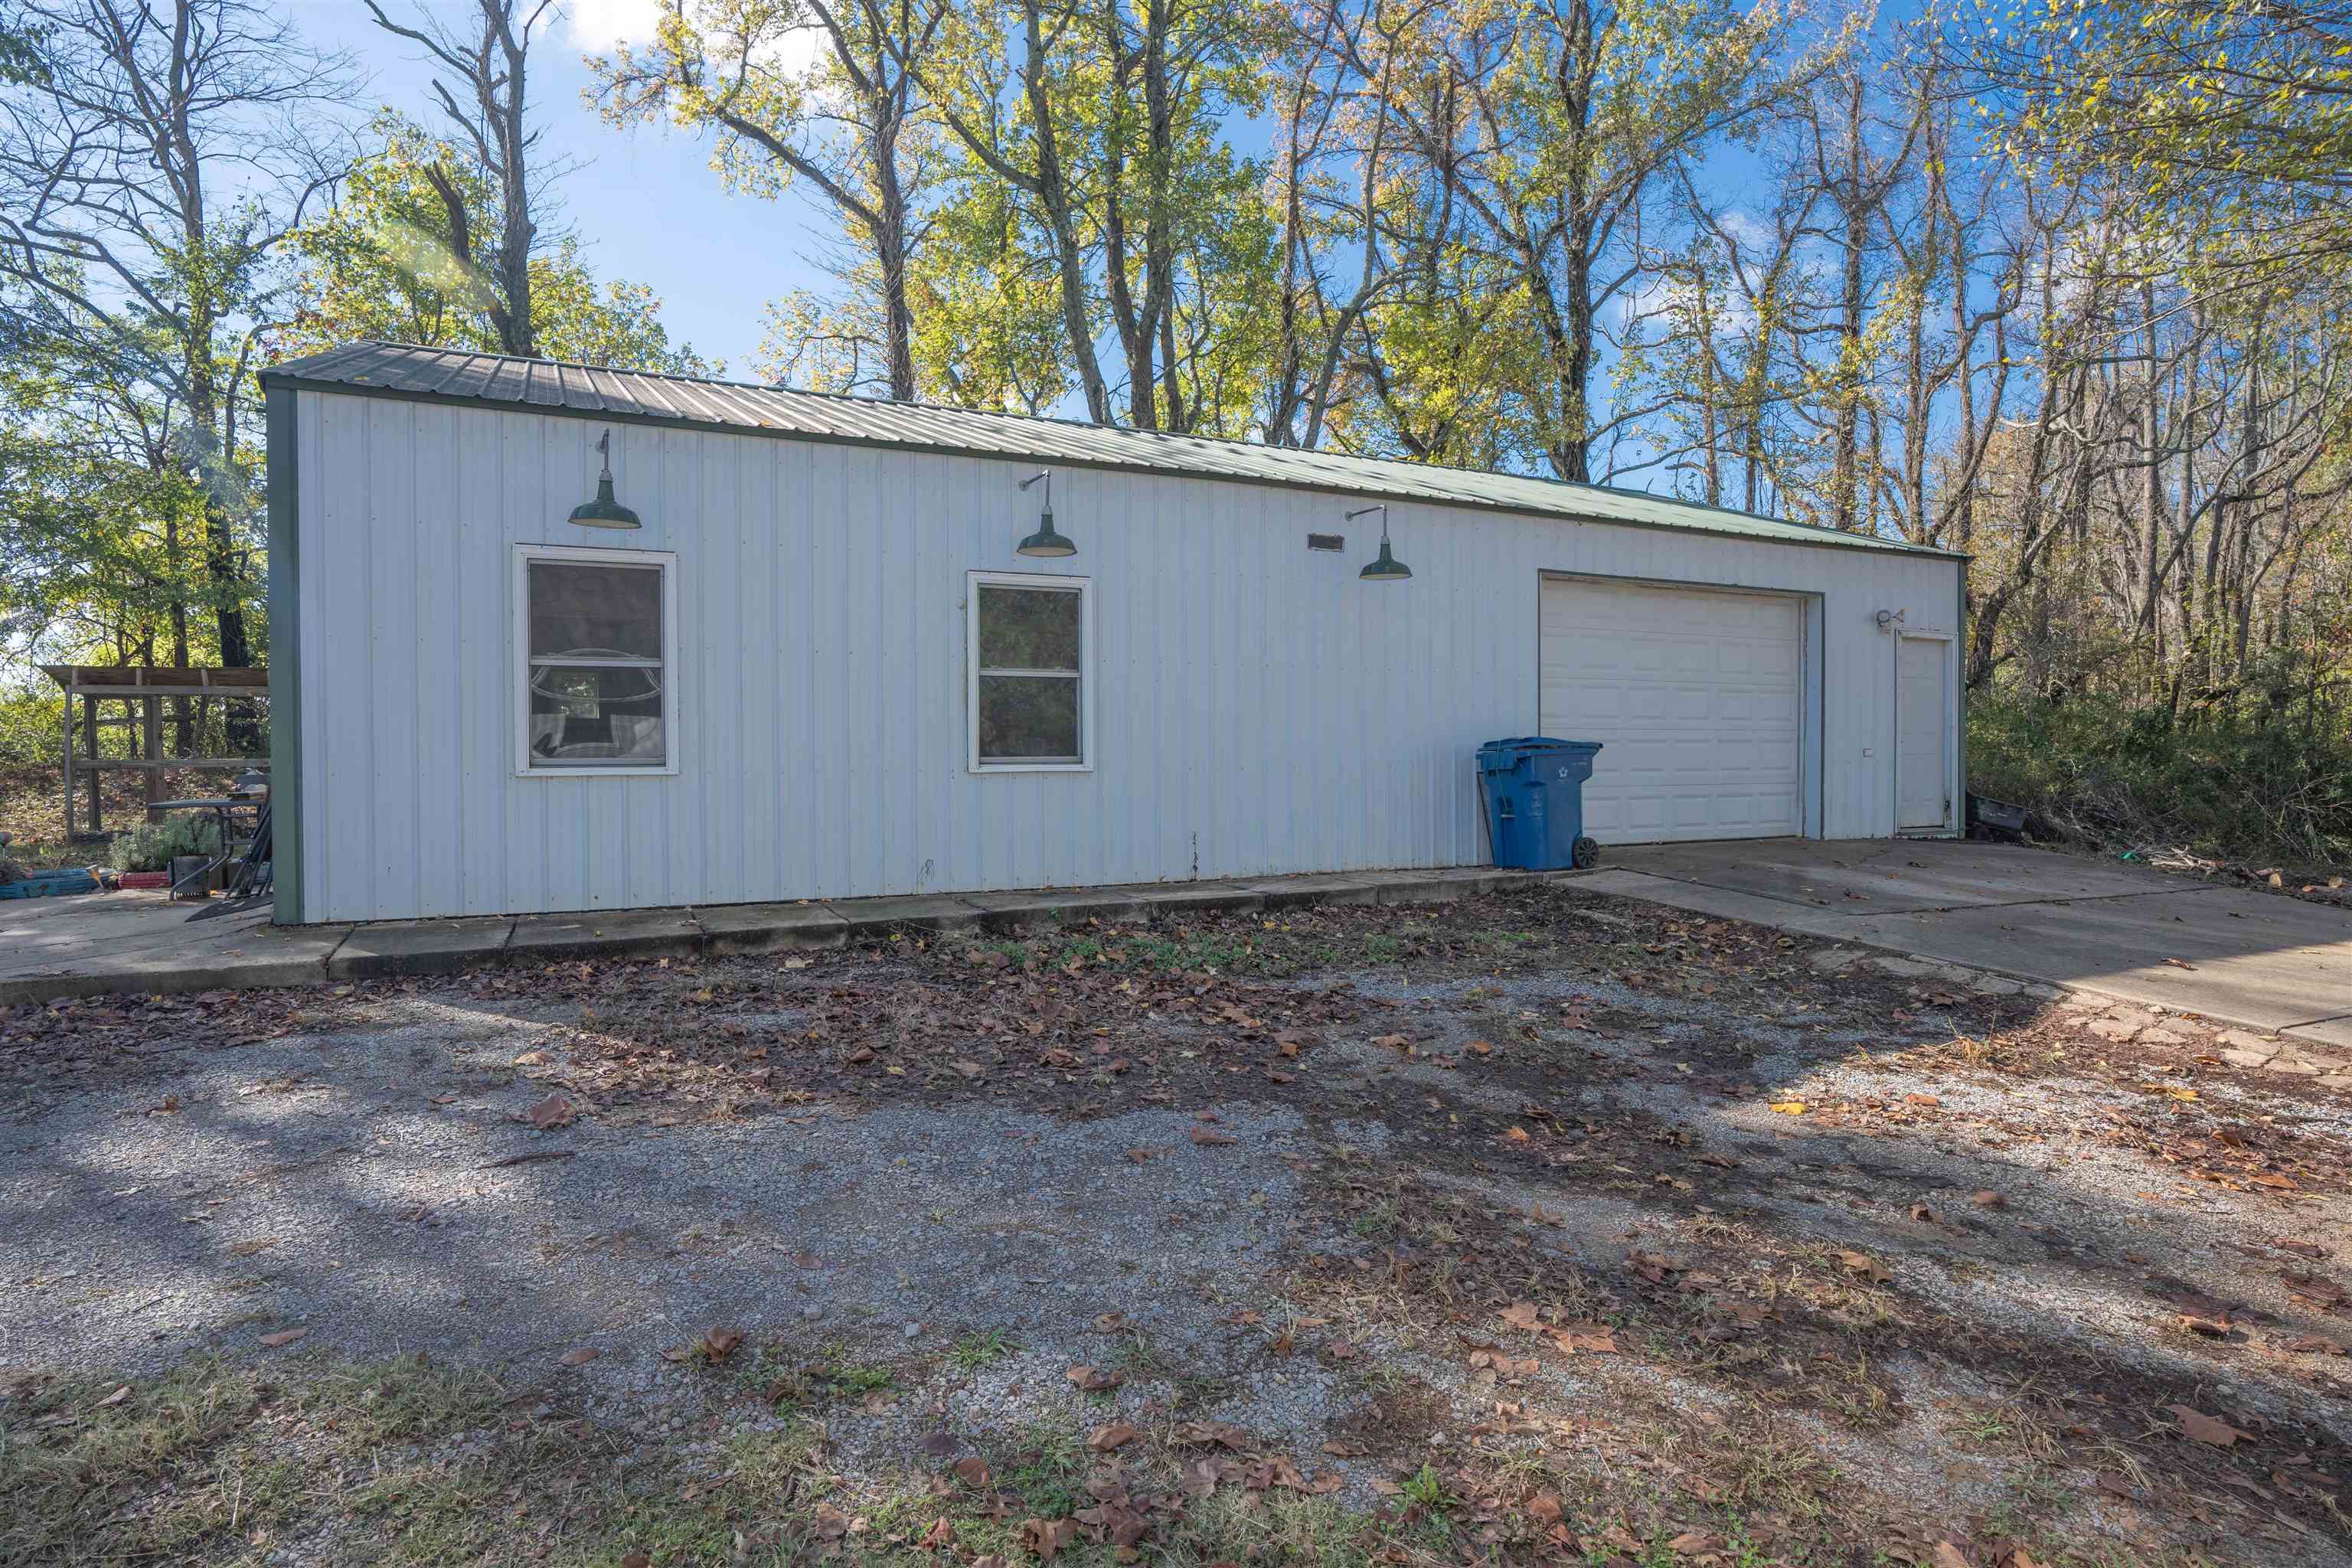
969,571 -> 1091,770
515,545 -> 678,775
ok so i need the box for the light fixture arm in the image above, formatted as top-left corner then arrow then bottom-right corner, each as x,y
1015,469 -> 1076,558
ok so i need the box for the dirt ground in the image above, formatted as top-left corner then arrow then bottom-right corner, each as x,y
0,763 -> 233,871
3,881 -> 2348,1568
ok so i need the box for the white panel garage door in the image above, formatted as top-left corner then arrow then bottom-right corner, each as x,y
1538,577 -> 1803,843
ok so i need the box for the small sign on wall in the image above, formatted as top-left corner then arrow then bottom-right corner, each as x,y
1307,533 -> 1344,552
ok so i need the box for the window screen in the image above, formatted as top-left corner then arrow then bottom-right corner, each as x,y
973,580 -> 1085,766
524,557 -> 666,768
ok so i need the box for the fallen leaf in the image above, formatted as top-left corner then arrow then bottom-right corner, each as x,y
2168,1405 -> 2252,1446
1021,1518 -> 1078,1563
1087,1422 -> 1141,1451
259,1328 -> 309,1348
1066,1364 -> 1124,1393
700,1326 -> 743,1361
1971,1190 -> 2006,1210
1188,1124 -> 1236,1146
621,1553 -> 651,1568
1903,1093 -> 1941,1107
96,1385 -> 130,1407
227,1237 -> 278,1258
1498,1301 -> 1542,1332
560,1348 -> 601,1366
1504,1125 -> 1532,1144
2161,957 -> 2198,970
1769,1100 -> 1806,1115
523,1092 -> 573,1130
953,1456 -> 991,1488
1528,1493 -> 1563,1527
1839,1250 -> 1893,1285
1930,1545 -> 1970,1568
813,1502 -> 850,1540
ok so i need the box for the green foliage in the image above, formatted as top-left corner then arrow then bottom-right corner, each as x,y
107,813 -> 224,874
0,688 -> 60,765
284,112 -> 716,375
1968,691 -> 2352,867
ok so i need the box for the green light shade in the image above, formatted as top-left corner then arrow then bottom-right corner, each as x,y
1018,510 -> 1077,557
1360,537 -> 1410,580
568,471 -> 642,529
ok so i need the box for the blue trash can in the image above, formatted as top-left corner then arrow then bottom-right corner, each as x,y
1475,737 -> 1603,871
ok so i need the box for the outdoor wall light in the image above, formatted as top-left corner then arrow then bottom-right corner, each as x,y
1017,470 -> 1076,557
568,431 -> 642,529
1348,504 -> 1410,581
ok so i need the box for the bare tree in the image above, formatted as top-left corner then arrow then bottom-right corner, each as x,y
367,0 -> 558,359
0,0 -> 351,684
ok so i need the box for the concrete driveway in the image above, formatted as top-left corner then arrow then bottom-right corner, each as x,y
1582,838 -> 2352,1049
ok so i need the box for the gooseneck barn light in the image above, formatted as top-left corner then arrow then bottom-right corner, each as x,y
1348,504 -> 1410,581
1017,470 -> 1076,557
568,431 -> 642,530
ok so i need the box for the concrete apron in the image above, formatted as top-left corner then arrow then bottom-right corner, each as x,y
0,867 -> 1524,1004
1577,849 -> 2352,1052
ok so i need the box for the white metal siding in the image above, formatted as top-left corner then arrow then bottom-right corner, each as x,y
1537,579 -> 1802,842
291,393 -> 1965,922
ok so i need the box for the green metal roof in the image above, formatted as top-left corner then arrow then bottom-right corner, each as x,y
262,341 -> 1962,560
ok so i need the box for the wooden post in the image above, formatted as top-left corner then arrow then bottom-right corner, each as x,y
83,694 -> 100,835
143,694 -> 162,822
60,686 -> 74,843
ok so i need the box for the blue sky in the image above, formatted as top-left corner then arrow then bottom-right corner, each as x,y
298,0 -> 838,372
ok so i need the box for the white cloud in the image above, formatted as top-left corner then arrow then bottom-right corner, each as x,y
564,0 -> 666,52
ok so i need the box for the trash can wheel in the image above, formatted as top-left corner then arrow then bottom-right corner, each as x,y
1571,836 -> 1600,870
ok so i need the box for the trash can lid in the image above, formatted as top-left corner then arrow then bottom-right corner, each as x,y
1478,736 -> 1603,753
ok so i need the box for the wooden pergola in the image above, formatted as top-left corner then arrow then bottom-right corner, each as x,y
39,665 -> 271,840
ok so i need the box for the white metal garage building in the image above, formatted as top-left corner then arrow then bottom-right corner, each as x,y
261,343 -> 1967,926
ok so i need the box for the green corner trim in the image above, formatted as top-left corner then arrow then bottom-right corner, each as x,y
265,385 -> 304,923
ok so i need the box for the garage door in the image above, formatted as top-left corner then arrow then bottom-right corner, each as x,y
1537,577 -> 1803,843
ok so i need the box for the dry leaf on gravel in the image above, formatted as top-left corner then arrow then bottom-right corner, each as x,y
521,1092 -> 573,1129
258,1328 -> 309,1348
953,1456 -> 991,1488
1498,1301 -> 1542,1331
1171,1419 -> 1252,1449
699,1326 -> 743,1361
1087,1423 -> 1141,1451
227,1237 -> 277,1257
1066,1364 -> 1123,1392
560,1348 -> 600,1366
813,1502 -> 849,1540
1187,1124 -> 1236,1146
1769,1100 -> 1806,1114
2167,1404 -> 2252,1446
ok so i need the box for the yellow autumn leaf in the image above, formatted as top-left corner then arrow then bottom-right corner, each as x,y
1769,1100 -> 1807,1115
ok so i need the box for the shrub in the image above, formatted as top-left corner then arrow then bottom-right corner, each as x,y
107,813 -> 224,873
1968,691 -> 2352,867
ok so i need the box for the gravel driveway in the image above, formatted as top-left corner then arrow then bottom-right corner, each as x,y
5,885 -> 2349,1567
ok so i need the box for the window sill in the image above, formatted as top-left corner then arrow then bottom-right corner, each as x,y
969,762 -> 1093,776
515,765 -> 680,779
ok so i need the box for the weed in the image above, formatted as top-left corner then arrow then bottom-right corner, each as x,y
950,1329 -> 1017,1370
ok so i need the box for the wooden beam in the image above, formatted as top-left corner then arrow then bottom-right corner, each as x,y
68,757 -> 268,773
